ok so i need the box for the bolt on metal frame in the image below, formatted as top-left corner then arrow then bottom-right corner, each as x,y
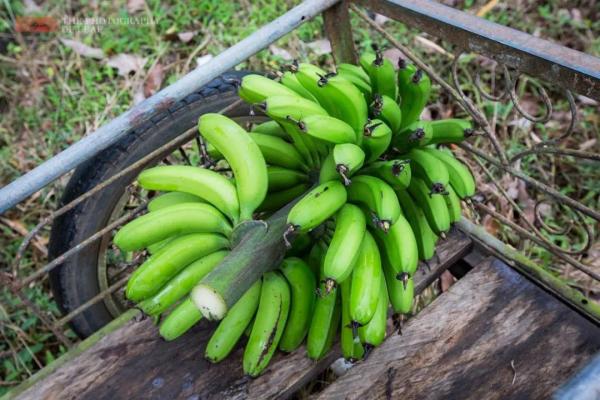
0,0 -> 598,359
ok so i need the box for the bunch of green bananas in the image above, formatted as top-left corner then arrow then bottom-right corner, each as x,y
112,47 -> 477,377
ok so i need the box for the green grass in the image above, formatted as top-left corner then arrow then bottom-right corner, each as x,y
0,0 -> 598,394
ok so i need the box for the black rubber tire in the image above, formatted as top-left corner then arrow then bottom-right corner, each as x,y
48,71 -> 253,338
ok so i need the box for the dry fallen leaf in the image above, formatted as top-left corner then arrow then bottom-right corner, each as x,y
106,54 -> 147,77
177,31 -> 197,43
143,63 -> 164,97
483,214 -> 501,236
196,54 -> 214,68
60,38 -> 105,60
127,0 -> 146,13
269,45 -> 293,61
306,39 -> 331,56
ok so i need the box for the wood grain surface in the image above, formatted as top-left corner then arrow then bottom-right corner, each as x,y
12,229 -> 471,400
315,258 -> 600,400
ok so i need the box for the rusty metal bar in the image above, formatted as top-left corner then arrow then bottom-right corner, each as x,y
0,0 -> 340,214
352,0 -> 600,100
323,1 -> 358,65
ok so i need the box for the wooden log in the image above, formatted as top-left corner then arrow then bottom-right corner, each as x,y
7,230 -> 471,400
323,1 -> 357,65
315,258 -> 600,399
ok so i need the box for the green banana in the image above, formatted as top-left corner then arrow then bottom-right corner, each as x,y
361,119 -> 392,163
114,203 -> 232,251
348,231 -> 382,327
251,120 -> 288,140
297,114 -> 356,145
126,233 -> 229,302
138,165 -> 239,223
421,147 -> 475,198
250,132 -> 310,172
316,74 -> 369,137
358,275 -> 388,349
370,94 -> 402,134
429,118 -> 474,144
398,68 -> 431,130
340,278 -> 364,362
406,148 -> 450,194
199,113 -> 268,221
336,63 -> 372,102
393,120 -> 433,152
373,212 -> 419,277
347,175 -> 401,232
205,279 -> 262,363
280,70 -> 318,102
147,192 -> 203,212
359,48 -> 397,100
359,159 -> 411,191
383,255 -> 414,315
306,281 -> 339,360
159,298 -> 202,341
257,183 -> 309,213
279,258 -> 317,352
267,166 -> 308,191
320,143 -> 366,185
306,241 -> 326,278
408,177 -> 451,234
444,184 -> 462,223
140,250 -> 228,315
238,74 -> 299,104
323,204 -> 366,289
285,180 -> 347,240
146,238 -> 173,255
243,271 -> 291,377
396,190 -> 437,261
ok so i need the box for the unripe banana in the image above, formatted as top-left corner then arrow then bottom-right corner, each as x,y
126,233 -> 229,302
205,279 -> 262,363
297,114 -> 356,144
340,278 -> 365,362
267,166 -> 309,191
336,63 -> 372,102
285,180 -> 347,239
373,213 -> 419,276
408,177 -> 451,234
159,298 -> 202,341
279,258 -> 317,352
257,183 -> 309,213
361,119 -> 392,163
396,190 -> 437,261
398,69 -> 431,130
238,74 -> 299,104
261,95 -> 328,121
249,132 -> 309,172
347,175 -> 401,232
350,231 -> 382,326
147,192 -> 204,212
307,282 -> 339,360
383,255 -> 414,315
359,159 -> 411,191
332,143 -> 366,184
393,120 -> 433,152
146,237 -> 173,255
306,241 -> 326,278
358,275 -> 388,349
370,94 -> 402,134
429,118 -> 474,144
444,184 -> 462,223
323,204 -> 366,288
360,49 -> 397,100
280,70 -> 319,102
251,120 -> 288,140
316,74 -> 369,137
138,165 -> 239,223
114,203 -> 232,251
243,271 -> 290,377
140,250 -> 228,316
421,147 -> 475,198
199,114 -> 268,221
406,148 -> 450,195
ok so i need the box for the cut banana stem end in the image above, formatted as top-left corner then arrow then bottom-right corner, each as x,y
379,220 -> 391,233
191,285 -> 228,320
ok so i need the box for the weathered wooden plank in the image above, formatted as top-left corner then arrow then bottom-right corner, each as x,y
11,229 -> 471,400
315,258 -> 600,400
323,0 -> 357,65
